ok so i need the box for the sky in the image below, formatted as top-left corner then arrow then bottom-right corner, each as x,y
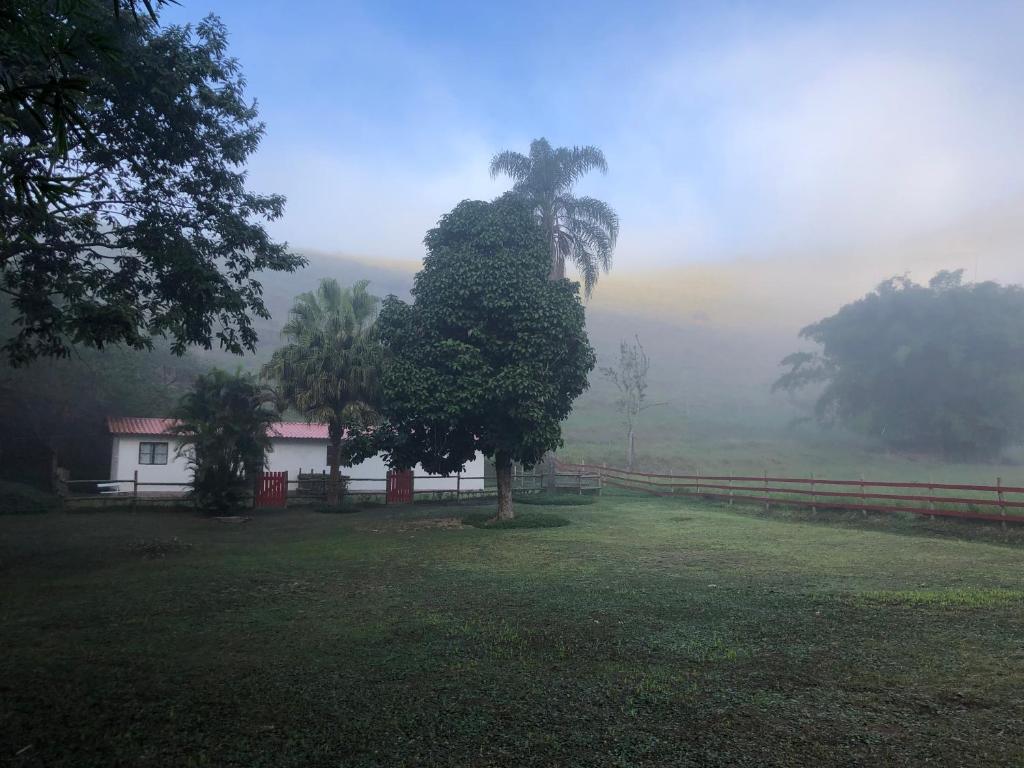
163,1 -> 1024,284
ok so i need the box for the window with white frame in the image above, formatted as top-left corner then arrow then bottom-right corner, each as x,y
139,442 -> 169,465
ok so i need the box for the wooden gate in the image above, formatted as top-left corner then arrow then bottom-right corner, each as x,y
386,469 -> 414,504
255,471 -> 288,508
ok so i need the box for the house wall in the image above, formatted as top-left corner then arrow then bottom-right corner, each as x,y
112,436 -> 192,493
110,436 -> 485,495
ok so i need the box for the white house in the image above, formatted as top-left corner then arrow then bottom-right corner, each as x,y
107,417 -> 485,496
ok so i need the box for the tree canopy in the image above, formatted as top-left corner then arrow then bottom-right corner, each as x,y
774,270 -> 1024,459
375,195 -> 595,519
1,4 -> 302,365
490,138 -> 618,297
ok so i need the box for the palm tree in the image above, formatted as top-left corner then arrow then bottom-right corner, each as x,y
490,137 -> 619,297
171,369 -> 280,512
262,279 -> 382,504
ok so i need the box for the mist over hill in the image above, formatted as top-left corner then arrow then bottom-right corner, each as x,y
235,199 -> 1024,476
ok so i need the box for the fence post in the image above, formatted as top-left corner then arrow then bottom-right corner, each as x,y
860,474 -> 866,516
763,470 -> 769,513
728,474 -> 733,506
997,476 -> 1006,531
132,470 -> 139,511
456,472 -> 461,504
927,476 -> 935,520
810,472 -> 816,514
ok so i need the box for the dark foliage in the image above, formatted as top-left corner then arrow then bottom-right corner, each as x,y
0,302 -> 203,482
372,195 -> 595,517
1,2 -> 302,365
774,270 -> 1024,459
171,369 -> 279,512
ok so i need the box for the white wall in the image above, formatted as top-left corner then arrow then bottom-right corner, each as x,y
111,436 -> 192,493
110,435 -> 485,495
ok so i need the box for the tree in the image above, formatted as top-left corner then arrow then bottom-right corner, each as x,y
601,335 -> 660,469
0,298 -> 203,484
2,0 -> 171,203
1,5 -> 303,366
171,369 -> 279,511
774,270 -> 1024,459
489,138 -> 619,297
376,195 -> 595,520
262,279 -> 381,505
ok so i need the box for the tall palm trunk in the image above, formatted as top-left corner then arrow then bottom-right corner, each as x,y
327,419 -> 343,505
494,450 -> 514,520
544,208 -> 565,281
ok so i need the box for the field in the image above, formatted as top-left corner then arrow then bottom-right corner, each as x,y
2,495 -> 1024,767
562,395 -> 1024,486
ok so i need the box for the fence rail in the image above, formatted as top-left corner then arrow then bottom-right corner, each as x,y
555,460 -> 1024,526
55,468 -> 601,508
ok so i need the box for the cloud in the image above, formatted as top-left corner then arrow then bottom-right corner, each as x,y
248,137 -> 505,260
237,1 -> 1024,283
600,3 -> 1024,263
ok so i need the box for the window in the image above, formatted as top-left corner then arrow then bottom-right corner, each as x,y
139,442 -> 169,465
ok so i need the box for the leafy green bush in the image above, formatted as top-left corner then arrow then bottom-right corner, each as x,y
0,481 -> 58,514
461,511 -> 571,529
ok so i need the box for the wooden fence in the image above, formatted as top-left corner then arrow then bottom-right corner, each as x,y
55,467 -> 601,508
554,460 -> 1024,526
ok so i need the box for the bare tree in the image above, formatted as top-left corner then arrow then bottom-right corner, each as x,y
601,336 -> 662,469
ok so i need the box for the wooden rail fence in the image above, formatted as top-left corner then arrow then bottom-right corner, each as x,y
555,460 -> 1024,525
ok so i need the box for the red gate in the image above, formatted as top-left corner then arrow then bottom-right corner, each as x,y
255,471 -> 288,508
386,469 -> 414,504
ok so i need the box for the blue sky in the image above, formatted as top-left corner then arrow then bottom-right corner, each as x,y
163,1 -> 1024,272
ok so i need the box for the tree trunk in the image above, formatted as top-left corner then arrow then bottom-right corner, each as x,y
327,424 -> 342,505
627,428 -> 635,469
495,450 -> 514,521
549,255 -> 566,281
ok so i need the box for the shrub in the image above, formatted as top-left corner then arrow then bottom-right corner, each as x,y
0,481 -> 58,514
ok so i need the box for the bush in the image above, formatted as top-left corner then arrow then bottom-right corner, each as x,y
0,481 -> 58,514
461,510 -> 571,529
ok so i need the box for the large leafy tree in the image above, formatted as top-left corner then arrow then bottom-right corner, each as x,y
376,195 -> 595,520
490,137 -> 619,297
2,0 -> 170,204
171,369 -> 280,512
1,4 -> 302,366
774,270 -> 1024,459
262,279 -> 381,504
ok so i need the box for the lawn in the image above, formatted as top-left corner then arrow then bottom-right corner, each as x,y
2,495 -> 1023,767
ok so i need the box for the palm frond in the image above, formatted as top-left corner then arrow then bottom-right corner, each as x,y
489,150 -> 531,183
566,146 -> 608,186
567,195 -> 619,246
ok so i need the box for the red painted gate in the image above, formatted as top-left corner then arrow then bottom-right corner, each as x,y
255,471 -> 288,508
386,469 -> 414,504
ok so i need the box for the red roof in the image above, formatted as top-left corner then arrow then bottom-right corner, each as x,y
107,417 -> 330,440
268,422 -> 330,440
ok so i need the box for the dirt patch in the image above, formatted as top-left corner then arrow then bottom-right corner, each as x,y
127,537 -> 193,558
364,517 -> 466,533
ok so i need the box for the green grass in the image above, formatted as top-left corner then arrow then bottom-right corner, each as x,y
513,492 -> 597,506
561,398 -> 1024,486
461,509 -> 572,528
2,495 -> 1024,766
